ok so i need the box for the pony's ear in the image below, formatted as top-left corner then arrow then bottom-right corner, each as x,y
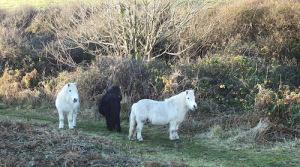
186,90 -> 188,95
68,83 -> 70,87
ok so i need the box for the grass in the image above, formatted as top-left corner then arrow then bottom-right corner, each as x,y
0,0 -> 218,9
0,0 -> 100,10
0,107 -> 299,167
0,0 -> 67,9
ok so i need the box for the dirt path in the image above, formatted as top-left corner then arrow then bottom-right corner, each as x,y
0,107 -> 300,167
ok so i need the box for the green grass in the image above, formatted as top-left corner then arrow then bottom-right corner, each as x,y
0,107 -> 299,167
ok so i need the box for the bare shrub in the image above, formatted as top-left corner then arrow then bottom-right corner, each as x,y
44,0 -> 196,67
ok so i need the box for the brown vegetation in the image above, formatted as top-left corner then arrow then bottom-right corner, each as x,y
0,120 -> 141,166
0,0 -> 300,140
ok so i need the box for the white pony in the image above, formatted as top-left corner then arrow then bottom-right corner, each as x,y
55,83 -> 80,129
128,90 -> 197,141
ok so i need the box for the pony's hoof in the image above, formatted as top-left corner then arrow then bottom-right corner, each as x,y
170,137 -> 178,141
137,138 -> 143,141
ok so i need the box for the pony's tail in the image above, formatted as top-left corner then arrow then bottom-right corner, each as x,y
128,104 -> 137,140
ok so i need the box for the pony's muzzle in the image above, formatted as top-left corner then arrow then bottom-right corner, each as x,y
73,98 -> 78,103
193,104 -> 197,110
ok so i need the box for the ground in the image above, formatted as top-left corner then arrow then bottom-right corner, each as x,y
0,104 -> 299,167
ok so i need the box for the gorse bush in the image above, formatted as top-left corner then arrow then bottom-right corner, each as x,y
255,84 -> 300,128
0,69 -> 42,105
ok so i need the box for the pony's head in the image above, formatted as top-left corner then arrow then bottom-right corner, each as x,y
107,85 -> 122,100
65,83 -> 79,103
185,90 -> 197,111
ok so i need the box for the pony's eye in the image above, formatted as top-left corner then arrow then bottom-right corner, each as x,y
187,98 -> 190,100
69,90 -> 71,92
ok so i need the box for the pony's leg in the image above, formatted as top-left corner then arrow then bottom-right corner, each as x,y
174,123 -> 180,139
128,113 -> 137,140
106,115 -> 114,131
58,110 -> 64,129
72,110 -> 78,128
133,128 -> 137,140
67,111 -> 74,129
136,121 -> 144,141
169,122 -> 177,140
128,123 -> 135,140
115,114 -> 121,132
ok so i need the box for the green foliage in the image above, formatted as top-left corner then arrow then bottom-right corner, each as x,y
255,85 -> 300,128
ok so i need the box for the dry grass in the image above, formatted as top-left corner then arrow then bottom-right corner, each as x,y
0,120 -> 141,166
1,108 -> 300,167
189,0 -> 300,63
0,0 -> 99,10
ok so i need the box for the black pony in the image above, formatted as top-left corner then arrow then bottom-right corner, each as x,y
98,86 -> 122,132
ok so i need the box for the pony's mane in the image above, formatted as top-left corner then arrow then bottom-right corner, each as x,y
164,91 -> 185,103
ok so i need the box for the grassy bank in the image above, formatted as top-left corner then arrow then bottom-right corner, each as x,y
1,107 -> 300,167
